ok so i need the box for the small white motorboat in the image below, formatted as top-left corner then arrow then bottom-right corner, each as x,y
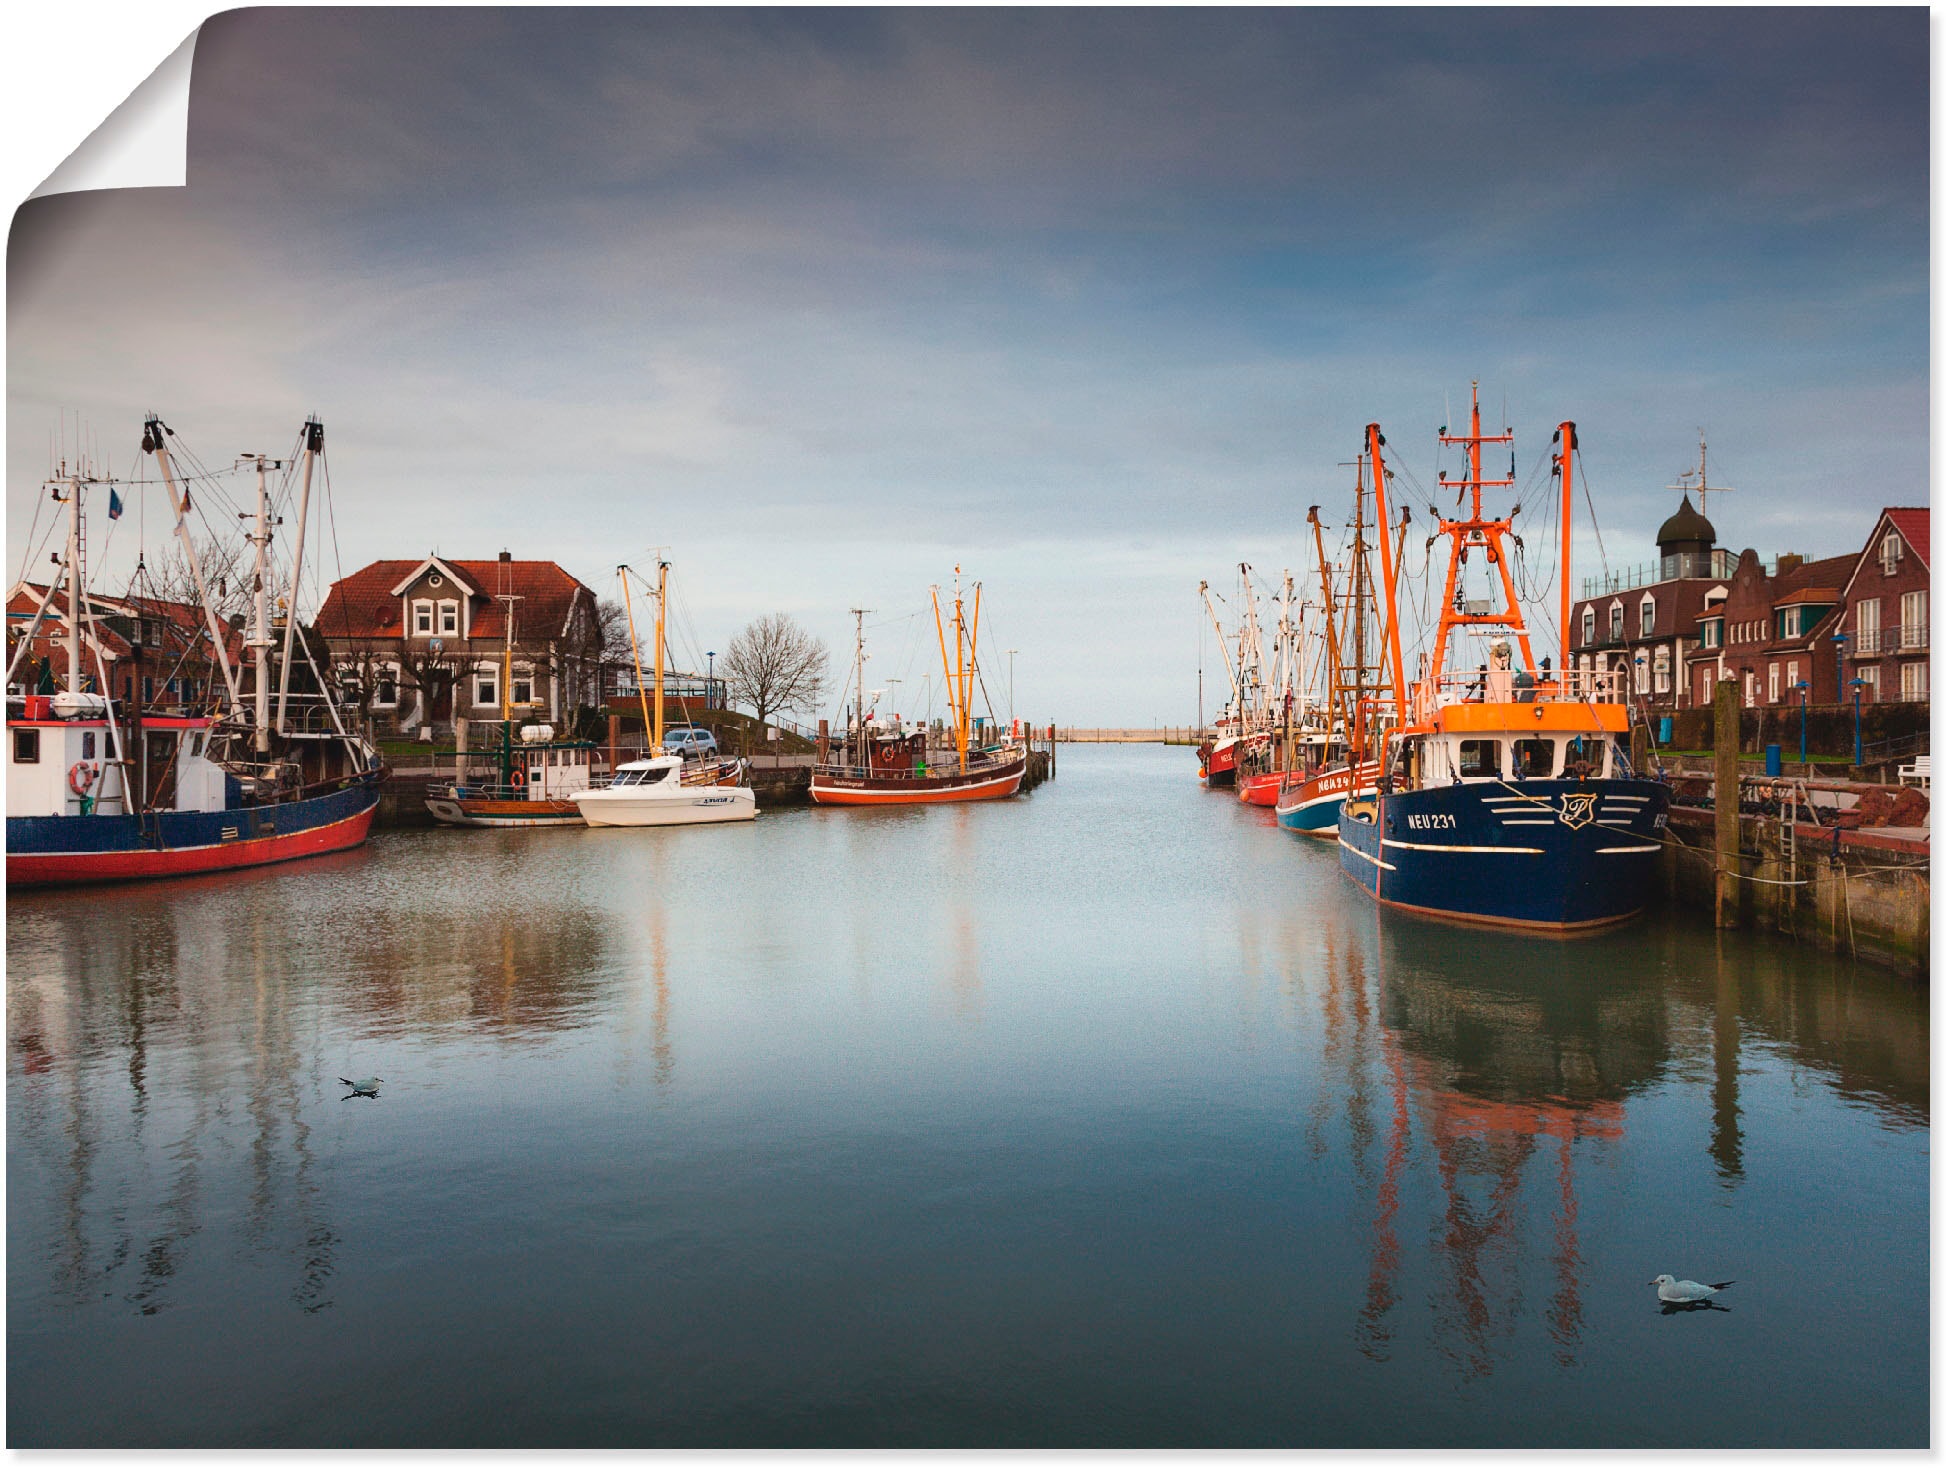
571,754 -> 756,827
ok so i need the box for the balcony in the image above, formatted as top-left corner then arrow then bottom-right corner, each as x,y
1852,628 -> 1883,655
1898,623 -> 1928,652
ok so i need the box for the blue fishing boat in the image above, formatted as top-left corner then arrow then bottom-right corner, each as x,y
1335,386 -> 1668,929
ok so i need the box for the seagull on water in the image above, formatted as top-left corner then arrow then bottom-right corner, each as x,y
339,1076 -> 383,1098
1653,1274 -> 1733,1305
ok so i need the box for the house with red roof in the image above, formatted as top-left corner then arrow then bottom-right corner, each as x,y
6,581 -> 242,713
1833,508 -> 1930,705
1683,548 -> 1859,712
314,552 -> 601,733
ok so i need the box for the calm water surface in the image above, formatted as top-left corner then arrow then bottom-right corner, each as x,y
7,745 -> 1929,1446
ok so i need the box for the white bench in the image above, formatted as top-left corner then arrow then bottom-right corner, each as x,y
1897,754 -> 1930,789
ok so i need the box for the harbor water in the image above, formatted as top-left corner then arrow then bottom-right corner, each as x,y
7,744 -> 1928,1446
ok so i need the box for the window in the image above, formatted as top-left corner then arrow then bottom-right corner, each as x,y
1634,657 -> 1649,694
374,664 -> 399,708
1700,617 -> 1721,648
1653,648 -> 1671,695
12,728 -> 39,764
1855,597 -> 1881,654
143,675 -> 154,703
1768,663 -> 1780,703
1786,660 -> 1799,696
82,731 -> 96,759
1743,670 -> 1755,704
439,600 -> 460,636
1881,531 -> 1902,576
1511,738 -> 1555,779
512,673 -> 534,706
1700,669 -> 1714,703
1857,664 -> 1879,698
1581,607 -> 1595,647
1563,736 -> 1606,777
1777,606 -> 1799,639
475,669 -> 499,708
1609,603 -> 1624,641
1900,661 -> 1928,702
1900,591 -> 1928,649
1639,596 -> 1656,638
1457,739 -> 1501,779
188,733 -> 205,758
413,601 -> 434,636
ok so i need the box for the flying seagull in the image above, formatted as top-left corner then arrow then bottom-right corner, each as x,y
1653,1274 -> 1733,1305
339,1076 -> 382,1098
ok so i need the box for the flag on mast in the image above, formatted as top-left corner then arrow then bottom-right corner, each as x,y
107,488 -> 123,520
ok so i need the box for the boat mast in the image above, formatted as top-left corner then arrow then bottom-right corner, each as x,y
852,607 -> 868,747
244,451 -> 278,753
274,419 -> 321,735
618,564 -> 654,750
653,558 -> 668,752
1307,506 -> 1346,741
1197,581 -> 1241,714
63,467 -> 81,696
142,418 -> 242,714
1556,420 -> 1576,682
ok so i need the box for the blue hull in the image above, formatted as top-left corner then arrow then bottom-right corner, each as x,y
1337,777 -> 1668,929
8,780 -> 381,886
1276,796 -> 1343,835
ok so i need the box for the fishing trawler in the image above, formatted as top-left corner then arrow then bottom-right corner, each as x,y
571,557 -> 754,827
7,417 -> 383,886
1274,477 -> 1397,837
1195,578 -> 1250,787
1335,387 -> 1668,928
810,570 -> 1026,805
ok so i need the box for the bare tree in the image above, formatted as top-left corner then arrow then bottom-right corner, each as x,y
720,613 -> 828,729
595,597 -> 636,697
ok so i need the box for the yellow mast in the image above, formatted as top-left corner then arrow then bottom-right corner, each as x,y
619,564 -> 654,747
653,558 -> 668,752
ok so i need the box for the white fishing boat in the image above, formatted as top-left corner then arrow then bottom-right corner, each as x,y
569,556 -> 754,829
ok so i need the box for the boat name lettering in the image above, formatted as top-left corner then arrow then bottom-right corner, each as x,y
1406,813 -> 1458,830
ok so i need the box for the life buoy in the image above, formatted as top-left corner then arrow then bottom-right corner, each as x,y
68,761 -> 99,796
510,769 -> 526,789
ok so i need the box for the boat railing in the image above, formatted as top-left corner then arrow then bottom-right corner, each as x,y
814,746 -> 1022,781
1412,666 -> 1627,719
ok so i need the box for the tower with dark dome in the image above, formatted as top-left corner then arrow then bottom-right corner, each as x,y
1657,493 -> 1717,581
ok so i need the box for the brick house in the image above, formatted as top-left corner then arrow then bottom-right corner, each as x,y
1833,507 -> 1929,705
1683,548 -> 1858,712
314,553 -> 601,734
6,582 -> 241,712
1568,495 -> 1734,717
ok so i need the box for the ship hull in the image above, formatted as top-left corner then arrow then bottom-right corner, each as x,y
1236,769 -> 1283,806
811,752 -> 1026,805
1336,777 -> 1668,930
574,787 -> 757,827
1199,737 -> 1238,787
1274,760 -> 1379,838
425,794 -> 584,828
7,781 -> 380,888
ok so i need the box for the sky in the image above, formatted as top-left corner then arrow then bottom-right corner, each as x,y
6,8 -> 1929,725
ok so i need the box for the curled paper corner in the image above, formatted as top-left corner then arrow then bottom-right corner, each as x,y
28,28 -> 199,200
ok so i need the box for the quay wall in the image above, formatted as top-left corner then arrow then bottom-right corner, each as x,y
1658,808 -> 1929,980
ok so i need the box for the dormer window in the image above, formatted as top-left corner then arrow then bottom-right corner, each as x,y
412,601 -> 434,636
1580,607 -> 1595,647
1881,531 -> 1903,576
1639,595 -> 1656,639
1609,602 -> 1624,641
438,600 -> 459,636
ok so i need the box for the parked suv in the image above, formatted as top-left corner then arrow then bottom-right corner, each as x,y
662,726 -> 720,759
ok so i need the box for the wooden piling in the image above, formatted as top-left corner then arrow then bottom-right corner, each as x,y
1714,679 -> 1741,927
817,718 -> 830,766
607,713 -> 620,776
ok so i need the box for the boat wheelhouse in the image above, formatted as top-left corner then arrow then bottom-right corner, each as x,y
426,724 -> 601,827
1335,388 -> 1668,929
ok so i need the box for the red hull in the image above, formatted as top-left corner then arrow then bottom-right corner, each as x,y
1236,769 -> 1285,806
7,804 -> 376,887
1199,738 -> 1238,785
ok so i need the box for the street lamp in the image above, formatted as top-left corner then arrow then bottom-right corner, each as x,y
1796,679 -> 1809,766
706,651 -> 715,710
1850,677 -> 1865,769
1830,631 -> 1848,709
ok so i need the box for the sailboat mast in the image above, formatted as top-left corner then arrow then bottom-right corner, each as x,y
143,419 -> 242,714
954,571 -> 968,768
854,607 -> 867,745
1557,420 -> 1576,679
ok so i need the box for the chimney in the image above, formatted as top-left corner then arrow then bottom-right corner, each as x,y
499,549 -> 512,563
1776,553 -> 1804,576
